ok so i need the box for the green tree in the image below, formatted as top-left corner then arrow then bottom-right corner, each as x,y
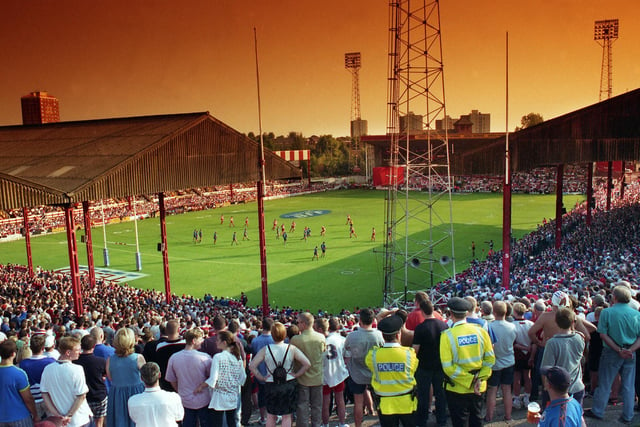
516,113 -> 544,131
287,131 -> 306,150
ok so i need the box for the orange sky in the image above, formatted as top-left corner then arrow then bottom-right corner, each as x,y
2,1 -> 639,137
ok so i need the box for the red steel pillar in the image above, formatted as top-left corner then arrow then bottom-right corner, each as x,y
229,184 -> 234,204
620,161 -> 626,200
158,192 -> 172,304
555,164 -> 564,250
22,207 -> 34,276
502,176 -> 512,290
257,178 -> 270,318
82,201 -> 96,287
606,161 -> 612,211
64,204 -> 83,318
586,164 -> 593,226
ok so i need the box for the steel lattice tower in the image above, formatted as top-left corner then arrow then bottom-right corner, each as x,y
383,0 -> 455,307
345,52 -> 363,171
594,19 -> 619,101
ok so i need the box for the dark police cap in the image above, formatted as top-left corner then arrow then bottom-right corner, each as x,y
378,315 -> 403,334
447,297 -> 471,314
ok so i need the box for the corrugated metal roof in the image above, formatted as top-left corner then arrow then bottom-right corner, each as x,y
452,88 -> 640,175
0,112 -> 301,209
363,88 -> 640,176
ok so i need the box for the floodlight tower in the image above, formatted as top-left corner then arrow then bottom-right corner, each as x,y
594,19 -> 619,101
345,52 -> 364,172
383,0 -> 456,307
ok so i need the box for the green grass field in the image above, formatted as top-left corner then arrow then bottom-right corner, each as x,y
0,190 -> 583,312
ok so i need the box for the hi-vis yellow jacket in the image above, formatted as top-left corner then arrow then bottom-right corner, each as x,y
439,320 -> 495,394
365,343 -> 418,414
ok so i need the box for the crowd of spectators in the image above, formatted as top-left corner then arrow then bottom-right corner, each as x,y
452,164 -> 588,194
0,165 -> 619,242
0,175 -> 639,425
0,181 -> 340,239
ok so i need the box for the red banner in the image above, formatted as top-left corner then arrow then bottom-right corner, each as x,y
596,161 -> 623,174
373,166 -> 405,186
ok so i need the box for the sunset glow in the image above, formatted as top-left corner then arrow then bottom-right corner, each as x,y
2,1 -> 639,136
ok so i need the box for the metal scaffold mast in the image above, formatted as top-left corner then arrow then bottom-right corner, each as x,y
594,19 -> 619,101
383,0 -> 455,307
345,52 -> 365,174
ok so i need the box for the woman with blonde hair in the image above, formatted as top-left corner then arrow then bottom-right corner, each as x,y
106,327 -> 145,427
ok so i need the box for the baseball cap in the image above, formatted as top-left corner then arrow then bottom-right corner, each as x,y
551,291 -> 570,308
541,366 -> 571,390
44,335 -> 56,349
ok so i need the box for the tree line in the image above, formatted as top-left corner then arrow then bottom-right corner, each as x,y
246,131 -> 365,178
246,114 -> 543,178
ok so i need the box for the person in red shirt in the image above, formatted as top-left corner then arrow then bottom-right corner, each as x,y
405,292 -> 444,332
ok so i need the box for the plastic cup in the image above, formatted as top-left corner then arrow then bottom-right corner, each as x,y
527,401 -> 541,423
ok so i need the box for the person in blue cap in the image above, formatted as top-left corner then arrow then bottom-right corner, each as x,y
538,366 -> 584,427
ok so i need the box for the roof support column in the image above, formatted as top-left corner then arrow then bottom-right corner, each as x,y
502,175 -> 511,290
620,161 -> 626,200
229,184 -> 234,204
158,192 -> 172,304
82,201 -> 96,287
606,161 -> 612,211
586,163 -> 593,226
23,207 -> 33,276
257,179 -> 269,318
64,204 -> 83,318
555,164 -> 564,250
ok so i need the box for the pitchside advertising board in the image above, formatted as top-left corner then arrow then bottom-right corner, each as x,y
281,210 -> 330,219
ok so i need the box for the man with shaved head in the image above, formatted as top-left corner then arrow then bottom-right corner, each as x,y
90,326 -> 115,361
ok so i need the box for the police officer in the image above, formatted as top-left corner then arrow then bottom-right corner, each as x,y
365,314 -> 418,427
440,297 -> 495,427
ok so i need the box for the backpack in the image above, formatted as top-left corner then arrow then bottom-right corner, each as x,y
267,344 -> 290,384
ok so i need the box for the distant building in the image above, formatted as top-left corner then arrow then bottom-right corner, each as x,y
469,109 -> 490,133
436,115 -> 454,131
436,110 -> 490,133
453,115 -> 473,136
350,119 -> 368,138
400,112 -> 423,133
21,91 -> 60,125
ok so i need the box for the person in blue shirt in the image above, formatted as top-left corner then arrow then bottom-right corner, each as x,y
0,339 -> 38,425
537,366 -> 584,427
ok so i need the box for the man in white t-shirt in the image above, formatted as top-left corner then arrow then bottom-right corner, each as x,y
128,362 -> 184,427
318,317 -> 350,427
41,336 -> 93,427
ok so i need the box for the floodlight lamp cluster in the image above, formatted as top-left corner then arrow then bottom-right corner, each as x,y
594,19 -> 619,41
345,52 -> 362,69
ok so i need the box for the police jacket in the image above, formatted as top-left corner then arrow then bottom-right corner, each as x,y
365,343 -> 418,414
439,320 -> 495,394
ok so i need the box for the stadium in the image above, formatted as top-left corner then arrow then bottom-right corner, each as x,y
1,2 -> 639,427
